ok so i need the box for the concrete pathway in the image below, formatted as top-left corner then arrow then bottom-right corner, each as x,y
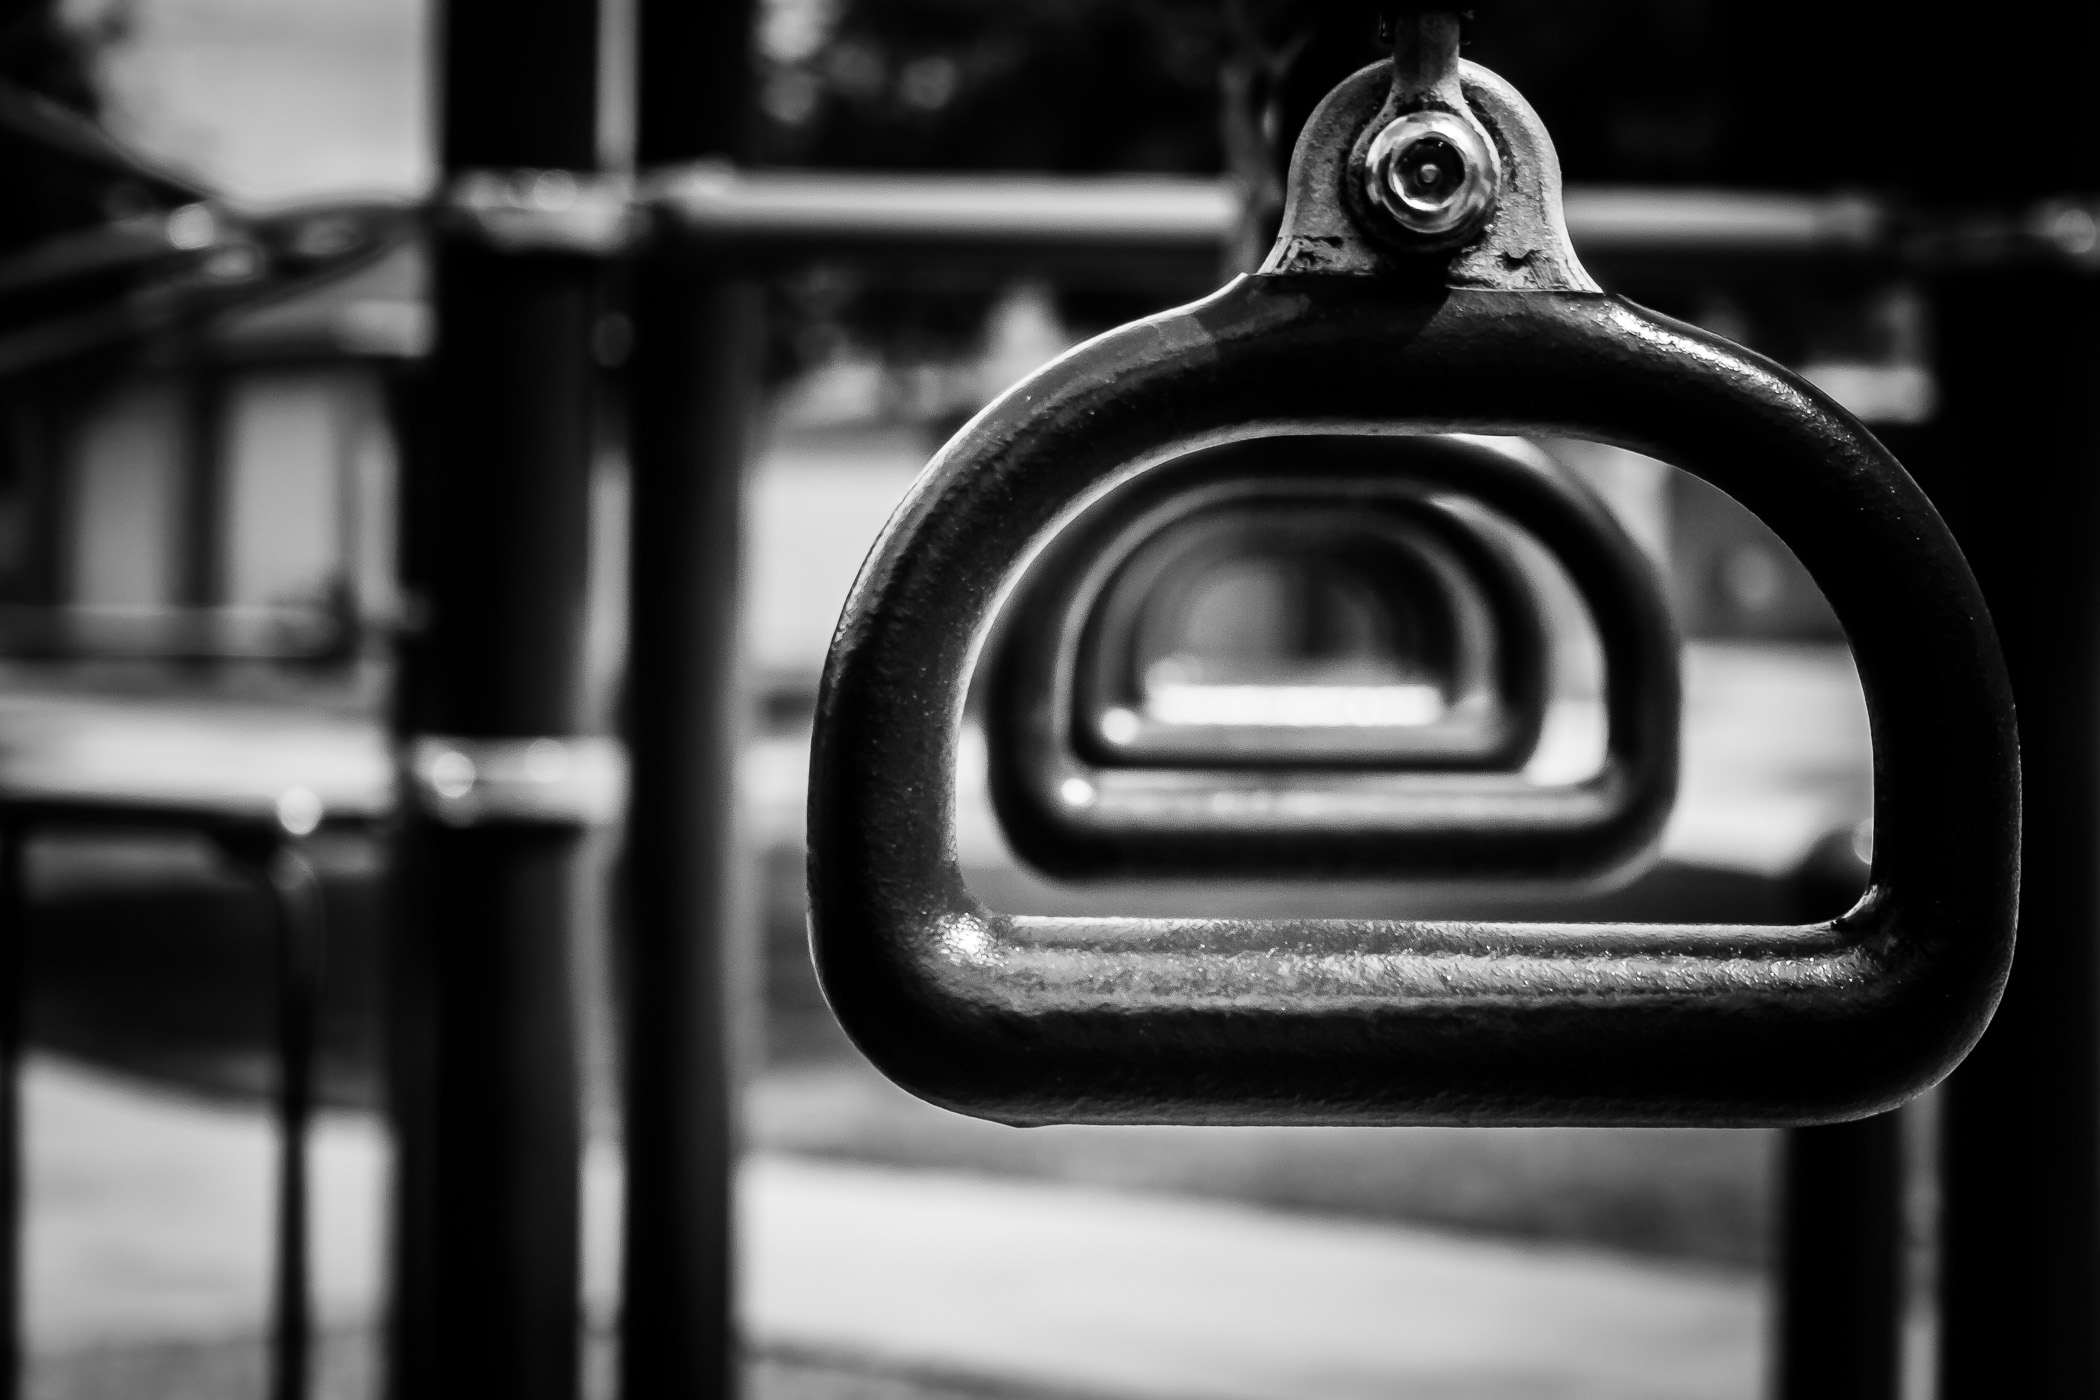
20,1056 -> 1763,1399
748,1158 -> 1761,1400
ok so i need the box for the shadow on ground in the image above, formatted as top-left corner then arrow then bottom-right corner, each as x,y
30,1333 -> 1106,1400
19,815 -> 1855,1272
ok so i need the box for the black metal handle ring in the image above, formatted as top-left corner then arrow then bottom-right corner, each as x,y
984,432 -> 1679,880
807,58 -> 2017,1128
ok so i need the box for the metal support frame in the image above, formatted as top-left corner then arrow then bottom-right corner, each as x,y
1927,270 -> 2100,1399
0,4 -> 2080,1396
429,164 -> 2100,277
387,1 -> 603,1398
0,795 -> 339,1400
619,1 -> 760,1395
1773,102 -> 2100,1400
205,826 -> 330,1400
1774,1114 -> 1904,1399
0,823 -> 18,1400
264,841 -> 324,1400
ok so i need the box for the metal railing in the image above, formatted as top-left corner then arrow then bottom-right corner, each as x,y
0,3 -> 2090,1399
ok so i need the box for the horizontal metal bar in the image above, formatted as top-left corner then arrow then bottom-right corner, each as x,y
0,200 -> 415,378
0,207 -> 224,301
0,696 -> 389,827
648,164 -> 1238,255
441,169 -> 637,255
0,603 -> 349,661
645,166 -> 1906,263
406,736 -> 626,828
389,169 -> 1971,268
24,177 -> 2095,380
0,784 -> 353,832
1560,187 -> 1886,257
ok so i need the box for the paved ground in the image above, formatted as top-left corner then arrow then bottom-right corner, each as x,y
28,13 -> 1865,1397
20,1057 -> 1766,1400
754,1058 -> 1776,1266
743,1158 -> 1760,1400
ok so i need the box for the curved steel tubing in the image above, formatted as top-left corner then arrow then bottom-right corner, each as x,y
987,434 -> 1678,880
806,55 -> 2018,1127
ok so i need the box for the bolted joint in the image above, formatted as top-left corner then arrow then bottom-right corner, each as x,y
1361,107 -> 1500,244
439,168 -> 639,256
1347,3 -> 1500,251
406,735 -> 627,827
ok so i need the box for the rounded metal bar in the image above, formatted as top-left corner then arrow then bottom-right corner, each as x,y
0,200 -> 411,378
645,169 -> 1896,270
264,842 -> 325,1400
0,824 -> 19,1400
1776,1112 -> 1906,1400
650,167 -> 1239,256
404,735 -> 626,828
620,0 -> 760,1396
387,0 -> 603,1394
806,274 -> 2016,1127
1931,267 -> 2100,1400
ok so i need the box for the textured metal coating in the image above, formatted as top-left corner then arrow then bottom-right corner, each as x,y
806,48 -> 2017,1127
807,278 -> 2016,1127
1268,61 -> 1599,292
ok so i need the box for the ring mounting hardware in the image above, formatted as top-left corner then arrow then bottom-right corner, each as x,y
1362,109 -> 1500,242
806,49 -> 2017,1128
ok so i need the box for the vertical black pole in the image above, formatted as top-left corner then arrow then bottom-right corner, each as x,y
267,839 -> 325,1400
179,370 -> 229,616
0,822 -> 21,1400
1772,1115 -> 1904,1400
1928,269 -> 2100,1400
1770,856 -> 1904,1400
619,2 -> 760,1397
389,0 -> 602,1397
1696,9 -> 2100,1396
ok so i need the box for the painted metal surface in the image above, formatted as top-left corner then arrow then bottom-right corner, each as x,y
618,0 -> 759,1394
805,51 -> 2018,1127
1930,267 -> 2100,1399
385,0 -> 603,1396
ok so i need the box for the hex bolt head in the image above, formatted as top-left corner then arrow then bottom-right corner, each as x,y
1362,109 -> 1501,243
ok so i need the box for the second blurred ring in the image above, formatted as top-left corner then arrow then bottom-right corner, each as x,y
984,433 -> 1681,881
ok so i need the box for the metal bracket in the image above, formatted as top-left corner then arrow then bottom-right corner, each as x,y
406,735 -> 626,827
805,39 -> 2018,1126
425,164 -> 2100,274
1262,57 -> 1598,291
439,169 -> 638,255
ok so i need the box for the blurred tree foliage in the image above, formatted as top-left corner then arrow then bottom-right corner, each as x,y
1466,0 -> 1725,184
756,0 -> 1226,174
754,0 -> 1239,387
0,0 -> 108,116
751,0 -> 1750,393
0,0 -> 196,256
